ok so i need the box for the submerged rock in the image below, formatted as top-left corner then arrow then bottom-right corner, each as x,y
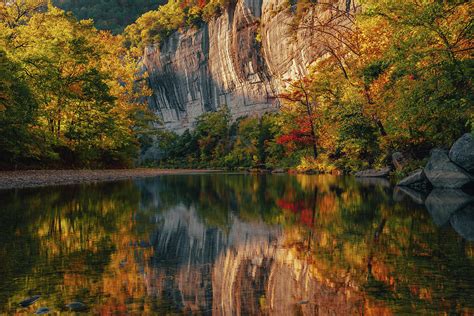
66,301 -> 88,312
19,295 -> 40,307
450,203 -> 474,241
424,149 -> 472,188
424,189 -> 474,226
355,167 -> 390,178
449,133 -> 474,173
35,307 -> 50,315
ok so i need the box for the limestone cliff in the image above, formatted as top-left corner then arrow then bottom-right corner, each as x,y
143,0 -> 356,132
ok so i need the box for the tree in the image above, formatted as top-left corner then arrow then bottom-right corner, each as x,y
0,2 -> 156,168
0,50 -> 40,166
278,77 -> 320,159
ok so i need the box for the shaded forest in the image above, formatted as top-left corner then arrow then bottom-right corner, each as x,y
52,0 -> 166,34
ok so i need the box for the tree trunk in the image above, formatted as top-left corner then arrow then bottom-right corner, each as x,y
302,88 -> 318,159
373,114 -> 387,136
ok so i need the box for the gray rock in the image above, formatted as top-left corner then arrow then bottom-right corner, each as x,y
450,203 -> 474,241
397,169 -> 429,188
449,133 -> 474,173
66,301 -> 88,312
424,149 -> 472,188
19,295 -> 40,307
35,307 -> 50,315
392,152 -> 406,170
425,189 -> 474,226
393,186 -> 427,205
355,167 -> 391,178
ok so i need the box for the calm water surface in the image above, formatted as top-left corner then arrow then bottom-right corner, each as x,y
0,174 -> 473,315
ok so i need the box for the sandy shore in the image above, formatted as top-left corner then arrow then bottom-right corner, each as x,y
0,169 -> 220,190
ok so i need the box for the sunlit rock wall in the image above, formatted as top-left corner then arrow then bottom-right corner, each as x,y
143,0 -> 357,133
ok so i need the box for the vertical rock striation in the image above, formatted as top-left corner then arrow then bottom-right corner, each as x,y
143,0 -> 356,132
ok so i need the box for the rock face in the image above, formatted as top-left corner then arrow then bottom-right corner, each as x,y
424,149 -> 472,189
143,0 -> 357,132
397,168 -> 430,190
392,152 -> 406,170
449,133 -> 474,173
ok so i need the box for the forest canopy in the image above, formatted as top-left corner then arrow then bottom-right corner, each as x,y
52,0 -> 166,34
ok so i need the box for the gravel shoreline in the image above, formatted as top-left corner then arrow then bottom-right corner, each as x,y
0,169 -> 220,190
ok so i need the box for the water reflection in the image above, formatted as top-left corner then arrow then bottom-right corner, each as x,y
0,174 -> 473,314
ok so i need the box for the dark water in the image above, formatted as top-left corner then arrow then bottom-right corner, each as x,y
0,174 -> 473,315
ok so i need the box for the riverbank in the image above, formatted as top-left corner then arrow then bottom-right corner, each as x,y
0,169 -> 220,190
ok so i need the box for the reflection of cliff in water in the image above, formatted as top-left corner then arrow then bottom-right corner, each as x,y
141,203 -> 368,315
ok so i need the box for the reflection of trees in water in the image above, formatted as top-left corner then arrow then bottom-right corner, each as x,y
0,175 -> 473,314
276,175 -> 474,314
0,181 -> 147,313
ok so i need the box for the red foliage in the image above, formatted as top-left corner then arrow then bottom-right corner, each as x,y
276,117 -> 315,148
277,199 -> 305,213
197,0 -> 207,8
300,208 -> 314,227
277,198 -> 315,227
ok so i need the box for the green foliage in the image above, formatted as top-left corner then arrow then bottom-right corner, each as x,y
0,2 -> 158,168
194,106 -> 231,165
124,0 -> 229,50
362,0 -> 473,148
201,0 -> 229,22
124,0 -> 187,51
145,109 -> 287,169
52,0 -> 166,34
332,104 -> 380,171
362,60 -> 390,85
0,50 -> 44,165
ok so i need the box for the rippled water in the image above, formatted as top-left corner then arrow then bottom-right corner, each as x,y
0,174 -> 473,315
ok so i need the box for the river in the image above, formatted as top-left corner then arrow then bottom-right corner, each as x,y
0,174 -> 473,314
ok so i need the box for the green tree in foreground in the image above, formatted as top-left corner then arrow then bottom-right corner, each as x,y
0,51 -> 40,165
0,1 -> 157,168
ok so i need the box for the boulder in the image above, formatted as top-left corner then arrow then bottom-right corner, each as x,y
19,295 -> 40,308
449,133 -> 474,173
355,167 -> 391,178
66,302 -> 88,312
450,203 -> 474,241
397,169 -> 429,189
424,189 -> 474,226
424,149 -> 472,188
392,152 -> 406,170
35,307 -> 50,315
393,186 -> 427,205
